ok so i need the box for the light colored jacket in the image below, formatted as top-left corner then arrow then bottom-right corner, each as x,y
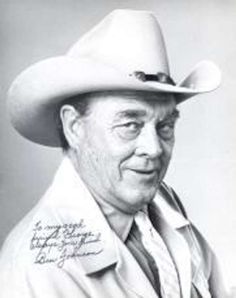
0,158 -> 227,297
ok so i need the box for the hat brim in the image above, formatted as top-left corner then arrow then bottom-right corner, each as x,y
7,56 -> 221,147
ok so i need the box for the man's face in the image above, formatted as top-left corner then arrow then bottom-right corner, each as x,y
74,92 -> 178,213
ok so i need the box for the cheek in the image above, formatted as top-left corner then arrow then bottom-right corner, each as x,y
161,139 -> 175,162
85,126 -> 136,182
101,131 -> 135,164
87,138 -> 122,180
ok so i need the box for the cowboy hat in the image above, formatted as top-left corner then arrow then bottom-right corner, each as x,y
7,9 -> 221,147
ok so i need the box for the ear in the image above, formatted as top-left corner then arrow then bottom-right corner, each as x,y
59,104 -> 84,150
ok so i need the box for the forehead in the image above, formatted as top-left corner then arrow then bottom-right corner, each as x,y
86,91 -> 177,119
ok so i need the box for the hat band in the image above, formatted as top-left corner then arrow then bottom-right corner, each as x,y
132,71 -> 176,86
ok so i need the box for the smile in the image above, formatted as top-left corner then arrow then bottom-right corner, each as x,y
129,168 -> 158,178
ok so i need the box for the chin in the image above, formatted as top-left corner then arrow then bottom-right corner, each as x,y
124,187 -> 157,210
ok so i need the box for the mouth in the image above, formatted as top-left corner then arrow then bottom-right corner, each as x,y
129,168 -> 158,178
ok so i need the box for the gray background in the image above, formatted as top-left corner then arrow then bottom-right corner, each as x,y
0,0 -> 235,289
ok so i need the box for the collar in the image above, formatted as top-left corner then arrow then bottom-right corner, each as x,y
153,190 -> 190,229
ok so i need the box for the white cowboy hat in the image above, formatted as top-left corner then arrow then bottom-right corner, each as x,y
7,9 -> 221,147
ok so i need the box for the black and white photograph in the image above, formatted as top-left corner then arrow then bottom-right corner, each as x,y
0,1 -> 235,297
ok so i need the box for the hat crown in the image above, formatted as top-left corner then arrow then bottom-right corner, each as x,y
68,9 -> 170,75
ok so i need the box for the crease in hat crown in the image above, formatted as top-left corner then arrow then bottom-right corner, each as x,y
7,9 -> 221,147
68,9 -> 170,75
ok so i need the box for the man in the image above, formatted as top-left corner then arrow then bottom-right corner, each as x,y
0,9 -> 227,298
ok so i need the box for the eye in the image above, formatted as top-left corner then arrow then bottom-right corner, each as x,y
115,122 -> 143,140
156,122 -> 175,140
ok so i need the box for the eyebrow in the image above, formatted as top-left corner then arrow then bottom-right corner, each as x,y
114,109 -> 147,120
114,108 -> 180,121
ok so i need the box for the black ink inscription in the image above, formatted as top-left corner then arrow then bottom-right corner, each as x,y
30,220 -> 103,268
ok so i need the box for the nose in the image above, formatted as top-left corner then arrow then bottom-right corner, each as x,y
135,125 -> 163,159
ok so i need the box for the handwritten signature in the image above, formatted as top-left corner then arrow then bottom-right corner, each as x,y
30,220 -> 103,268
